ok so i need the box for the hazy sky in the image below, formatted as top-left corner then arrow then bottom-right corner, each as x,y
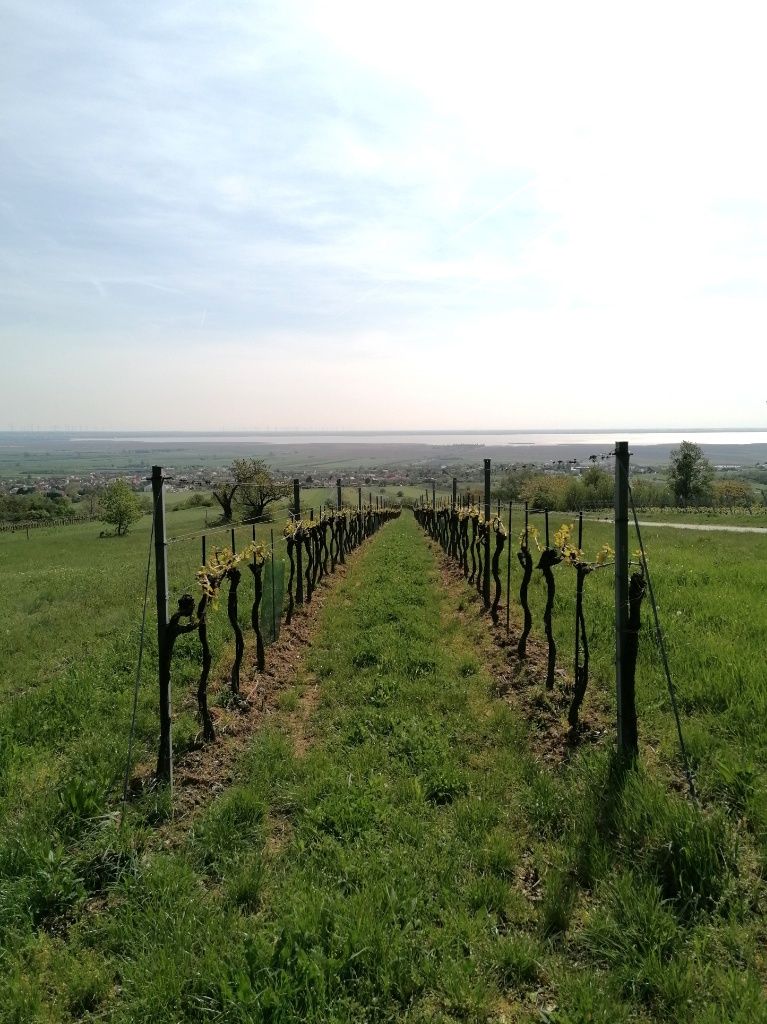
2,1 -> 766,430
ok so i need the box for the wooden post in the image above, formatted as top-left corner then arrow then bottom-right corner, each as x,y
358,486 -> 362,510
151,466 -> 172,787
614,441 -> 633,755
337,479 -> 342,511
483,459 -> 491,608
452,477 -> 457,509
432,481 -> 435,509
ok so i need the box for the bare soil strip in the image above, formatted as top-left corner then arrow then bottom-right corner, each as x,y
130,546 -> 369,827
424,536 -> 615,767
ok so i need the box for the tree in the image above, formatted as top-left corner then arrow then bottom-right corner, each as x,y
211,459 -> 259,522
667,441 -> 714,506
99,480 -> 142,536
236,459 -> 291,522
712,479 -> 752,511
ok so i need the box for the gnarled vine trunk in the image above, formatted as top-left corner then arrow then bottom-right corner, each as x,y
517,547 -> 533,659
227,567 -> 244,694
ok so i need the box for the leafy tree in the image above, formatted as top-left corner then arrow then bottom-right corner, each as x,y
495,467 -> 533,503
211,459 -> 259,522
211,458 -> 289,523
99,480 -> 142,536
712,479 -> 752,511
667,441 -> 714,506
239,459 -> 291,522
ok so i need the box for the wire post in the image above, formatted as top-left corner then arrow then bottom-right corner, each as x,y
294,478 -> 303,604
452,477 -> 457,509
293,478 -> 301,518
483,458 -> 491,608
432,481 -> 436,510
337,478 -> 342,511
151,466 -> 172,788
358,486 -> 362,511
121,508 -> 155,819
505,499 -> 512,635
270,528 -> 276,641
614,441 -> 634,756
574,510 -> 583,683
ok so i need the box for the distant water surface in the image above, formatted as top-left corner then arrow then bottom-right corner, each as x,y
76,430 -> 767,446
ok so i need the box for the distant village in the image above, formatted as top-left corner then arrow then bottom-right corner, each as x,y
0,455 -> 642,501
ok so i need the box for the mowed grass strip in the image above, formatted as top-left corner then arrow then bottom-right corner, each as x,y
2,514 -> 764,1023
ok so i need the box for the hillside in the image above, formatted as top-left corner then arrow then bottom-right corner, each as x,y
1,513 -> 765,1022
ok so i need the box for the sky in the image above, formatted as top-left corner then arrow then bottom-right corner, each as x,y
2,0 -> 766,431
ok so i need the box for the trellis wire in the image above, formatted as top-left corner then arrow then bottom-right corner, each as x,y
625,472 -> 698,802
120,496 -> 156,821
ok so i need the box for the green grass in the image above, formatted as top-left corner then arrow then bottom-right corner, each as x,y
507,511 -> 767,866
1,513 -> 765,1021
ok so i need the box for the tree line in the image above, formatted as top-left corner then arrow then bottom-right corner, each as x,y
494,442 -> 761,511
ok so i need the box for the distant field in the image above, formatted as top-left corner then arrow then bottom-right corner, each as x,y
3,431 -> 767,476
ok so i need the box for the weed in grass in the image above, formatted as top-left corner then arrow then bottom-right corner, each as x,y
548,972 -> 633,1024
223,851 -> 264,913
55,775 -> 103,829
191,787 -> 266,876
539,867 -> 576,938
453,797 -> 500,844
458,656 -> 478,677
277,686 -> 299,712
580,872 -> 680,975
492,932 -> 543,989
617,774 -> 738,919
478,828 -> 520,880
466,874 -> 510,916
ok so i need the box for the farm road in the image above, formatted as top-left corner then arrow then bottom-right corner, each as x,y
593,518 -> 767,534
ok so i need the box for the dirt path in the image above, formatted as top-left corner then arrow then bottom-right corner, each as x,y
591,517 -> 767,534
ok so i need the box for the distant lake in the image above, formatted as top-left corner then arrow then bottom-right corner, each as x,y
74,430 -> 767,447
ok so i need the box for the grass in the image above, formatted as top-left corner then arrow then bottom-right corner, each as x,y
1,511 -> 765,1020
508,510 -> 767,866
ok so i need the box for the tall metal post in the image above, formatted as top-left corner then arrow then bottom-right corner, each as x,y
270,528 -> 276,641
614,441 -> 633,754
151,466 -> 172,786
505,499 -> 512,634
483,458 -> 491,608
293,478 -> 303,604
293,478 -> 301,519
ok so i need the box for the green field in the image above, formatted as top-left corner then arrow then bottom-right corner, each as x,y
1,507 -> 765,1021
